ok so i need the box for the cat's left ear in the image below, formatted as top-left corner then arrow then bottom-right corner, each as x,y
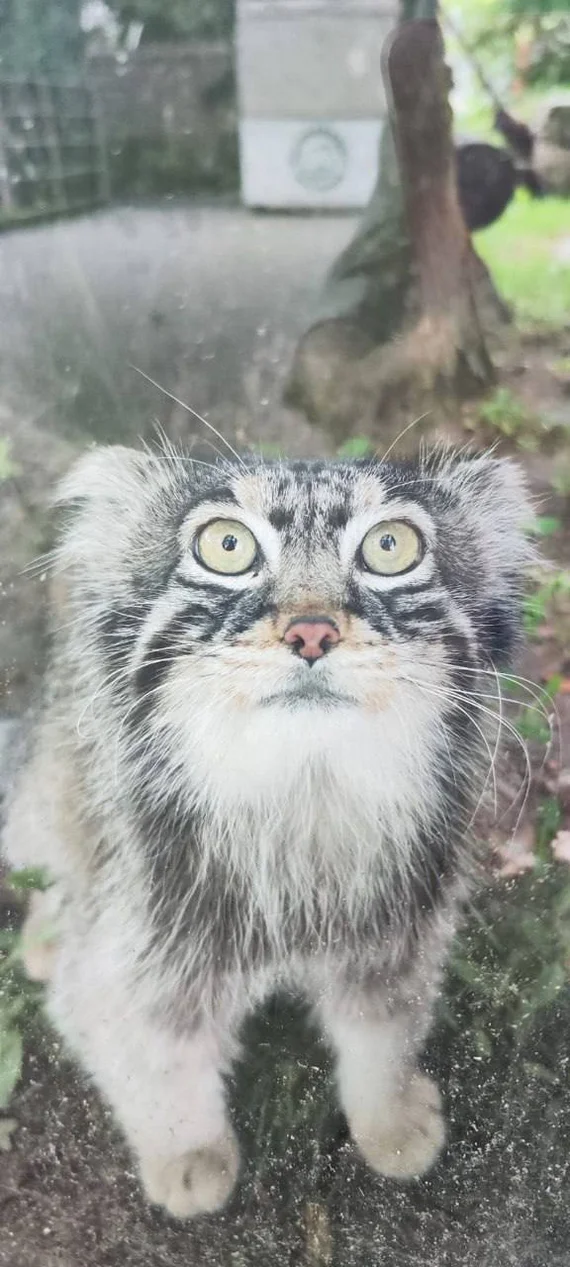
447,452 -> 535,567
440,452 -> 536,664
52,444 -> 183,603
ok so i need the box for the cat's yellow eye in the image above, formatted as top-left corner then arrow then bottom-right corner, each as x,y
195,519 -> 258,575
360,520 -> 423,576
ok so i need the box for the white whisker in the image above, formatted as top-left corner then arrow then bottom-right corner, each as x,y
375,412 -> 432,464
130,365 -> 248,470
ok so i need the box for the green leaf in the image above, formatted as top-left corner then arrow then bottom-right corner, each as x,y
472,1025 -> 493,1058
337,436 -> 374,459
0,438 -> 18,481
252,441 -> 282,459
0,929 -> 19,953
0,1118 -> 18,1152
515,712 -> 550,744
8,867 -> 49,892
498,673 -> 527,698
545,674 -> 563,699
554,881 -> 570,918
523,592 -> 546,636
0,1026 -> 23,1110
521,1061 -> 560,1086
536,796 -> 563,854
479,387 -> 530,436
529,515 -> 562,538
524,961 -> 567,1011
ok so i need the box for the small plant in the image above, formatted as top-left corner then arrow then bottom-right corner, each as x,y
251,441 -> 283,459
448,828 -> 570,1058
535,796 -> 563,861
523,568 -> 570,639
514,673 -> 561,745
515,709 -> 552,745
336,436 -> 374,459
549,355 -> 570,380
551,455 -> 570,499
0,439 -> 18,481
8,867 -> 49,894
528,515 -> 562,539
0,869 -> 47,1110
479,387 -> 532,439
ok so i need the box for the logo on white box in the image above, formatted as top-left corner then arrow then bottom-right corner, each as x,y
290,126 -> 348,192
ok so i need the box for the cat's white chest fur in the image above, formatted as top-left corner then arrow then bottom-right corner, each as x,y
161,674 -> 441,822
151,683 -> 444,942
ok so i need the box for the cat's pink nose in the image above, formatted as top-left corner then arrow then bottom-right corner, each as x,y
283,617 -> 340,665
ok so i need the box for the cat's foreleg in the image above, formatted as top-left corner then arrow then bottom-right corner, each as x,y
316,973 -> 446,1179
47,925 -> 241,1218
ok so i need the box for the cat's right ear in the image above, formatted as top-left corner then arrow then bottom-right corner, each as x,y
54,444 -> 154,512
52,445 -> 158,589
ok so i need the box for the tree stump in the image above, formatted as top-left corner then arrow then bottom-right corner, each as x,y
285,20 -> 509,446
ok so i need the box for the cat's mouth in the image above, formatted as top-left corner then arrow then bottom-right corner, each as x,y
260,674 -> 356,709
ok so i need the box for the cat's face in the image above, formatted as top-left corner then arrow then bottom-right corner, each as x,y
57,446 -> 531,814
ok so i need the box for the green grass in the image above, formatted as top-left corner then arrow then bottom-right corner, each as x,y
474,191 -> 570,329
0,870 -> 49,1111
448,853 -> 570,1057
478,386 -> 531,437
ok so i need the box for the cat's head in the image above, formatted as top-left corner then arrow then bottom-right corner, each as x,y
55,445 -> 532,813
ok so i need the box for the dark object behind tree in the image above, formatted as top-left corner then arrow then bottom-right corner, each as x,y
455,141 -> 517,231
454,139 -> 545,232
495,108 -> 535,161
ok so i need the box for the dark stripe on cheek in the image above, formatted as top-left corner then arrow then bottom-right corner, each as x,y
173,600 -> 221,625
391,579 -> 436,597
220,588 -> 276,639
476,599 -> 521,665
132,589 -> 252,694
133,617 -> 189,699
133,599 -> 221,695
441,629 -> 477,691
345,581 -> 392,627
396,603 -> 445,625
95,604 -> 150,670
354,608 -> 397,638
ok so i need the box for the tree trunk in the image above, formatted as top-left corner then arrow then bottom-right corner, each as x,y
285,15 -> 509,446
387,20 -> 496,387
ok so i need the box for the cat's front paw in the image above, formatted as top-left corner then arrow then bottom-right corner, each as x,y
352,1072 -> 445,1180
140,1130 -> 240,1219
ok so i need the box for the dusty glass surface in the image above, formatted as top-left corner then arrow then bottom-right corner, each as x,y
0,3 -> 569,1265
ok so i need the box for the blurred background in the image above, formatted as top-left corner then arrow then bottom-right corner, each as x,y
0,3 -> 569,1265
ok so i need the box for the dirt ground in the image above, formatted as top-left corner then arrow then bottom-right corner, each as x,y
1,201 -> 570,1267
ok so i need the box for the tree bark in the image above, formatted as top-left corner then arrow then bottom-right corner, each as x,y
387,20 -> 496,386
285,16 -> 508,446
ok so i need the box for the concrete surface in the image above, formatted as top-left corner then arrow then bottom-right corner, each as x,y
0,200 -> 355,714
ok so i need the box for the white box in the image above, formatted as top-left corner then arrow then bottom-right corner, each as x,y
236,0 -> 398,208
239,117 -> 384,208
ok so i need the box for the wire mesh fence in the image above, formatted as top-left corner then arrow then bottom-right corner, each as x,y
0,78 -> 110,227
